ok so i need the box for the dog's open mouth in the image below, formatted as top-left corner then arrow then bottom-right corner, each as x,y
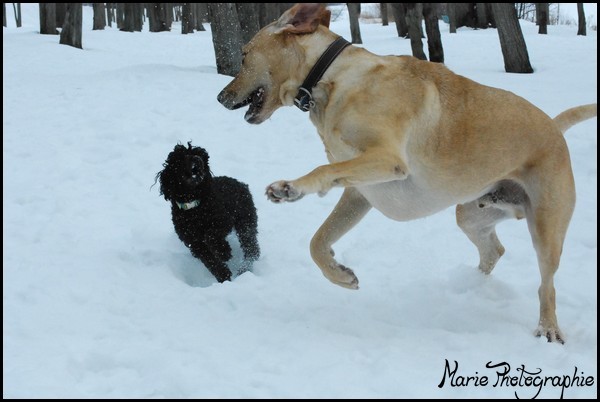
237,87 -> 265,124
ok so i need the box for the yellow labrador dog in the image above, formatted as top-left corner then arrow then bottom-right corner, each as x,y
217,3 -> 597,343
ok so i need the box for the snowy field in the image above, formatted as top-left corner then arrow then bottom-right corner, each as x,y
3,4 -> 597,398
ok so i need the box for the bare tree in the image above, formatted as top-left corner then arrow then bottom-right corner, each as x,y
121,3 -> 143,32
148,3 -> 170,32
448,3 -> 457,33
347,3 -> 363,44
452,3 -> 477,28
475,3 -> 489,28
116,3 -> 124,29
12,3 -> 21,27
39,3 -> 58,35
236,3 -> 260,44
423,3 -> 444,63
208,3 -> 244,76
258,3 -> 281,28
106,3 -> 113,27
93,3 -> 106,30
380,3 -> 388,26
577,3 -> 586,36
56,3 -> 67,27
491,3 -> 533,73
182,3 -> 194,34
536,3 -> 548,34
195,3 -> 206,31
59,3 -> 82,49
390,3 -> 408,37
404,3 -> 426,60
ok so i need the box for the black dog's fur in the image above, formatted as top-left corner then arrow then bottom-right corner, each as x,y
156,142 -> 260,282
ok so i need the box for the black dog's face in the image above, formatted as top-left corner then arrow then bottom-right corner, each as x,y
157,142 -> 212,203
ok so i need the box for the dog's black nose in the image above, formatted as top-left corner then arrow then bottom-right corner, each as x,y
217,90 -> 228,106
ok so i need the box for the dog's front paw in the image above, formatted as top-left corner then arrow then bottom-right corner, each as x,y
266,180 -> 304,203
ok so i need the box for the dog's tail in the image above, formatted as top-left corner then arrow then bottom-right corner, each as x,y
553,103 -> 597,134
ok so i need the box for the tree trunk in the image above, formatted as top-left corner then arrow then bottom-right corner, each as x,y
475,3 -> 488,28
454,3 -> 477,28
59,3 -> 82,49
164,4 -> 173,30
116,3 -> 124,29
381,3 -> 388,26
389,3 -> 408,37
258,3 -> 280,28
121,3 -> 135,32
208,3 -> 244,77
12,3 -> 21,27
121,3 -> 142,32
577,3 -> 586,36
148,3 -> 169,32
55,3 -> 67,27
106,3 -> 113,27
174,5 -> 181,22
236,3 -> 260,45
448,3 -> 456,33
536,3 -> 548,34
195,3 -> 206,31
404,3 -> 426,60
39,3 -> 58,35
93,3 -> 106,30
486,3 -> 496,28
423,3 -> 443,63
347,3 -> 363,44
491,3 -> 533,73
182,3 -> 194,34
134,3 -> 144,31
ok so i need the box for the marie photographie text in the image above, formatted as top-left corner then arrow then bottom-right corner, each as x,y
438,359 -> 595,398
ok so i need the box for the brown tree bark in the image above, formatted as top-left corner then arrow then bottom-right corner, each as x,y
577,3 -> 586,36
423,3 -> 444,63
39,3 -> 58,35
59,3 -> 82,49
347,3 -> 363,44
491,3 -> 533,73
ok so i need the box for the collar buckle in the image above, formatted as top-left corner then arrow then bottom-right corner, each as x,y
294,87 -> 314,111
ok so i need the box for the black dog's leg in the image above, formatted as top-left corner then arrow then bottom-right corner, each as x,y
189,244 -> 232,283
237,226 -> 260,261
235,210 -> 260,261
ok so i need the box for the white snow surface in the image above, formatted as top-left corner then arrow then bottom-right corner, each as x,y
3,4 -> 597,398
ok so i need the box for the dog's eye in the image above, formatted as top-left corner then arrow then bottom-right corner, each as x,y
190,156 -> 204,173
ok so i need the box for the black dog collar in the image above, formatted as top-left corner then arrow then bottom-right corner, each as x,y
294,37 -> 351,112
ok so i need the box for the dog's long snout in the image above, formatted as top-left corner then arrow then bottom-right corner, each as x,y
217,89 -> 236,109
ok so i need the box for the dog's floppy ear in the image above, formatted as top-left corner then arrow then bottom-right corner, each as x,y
274,3 -> 331,34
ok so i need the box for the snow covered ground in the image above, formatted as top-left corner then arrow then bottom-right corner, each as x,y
3,4 -> 597,398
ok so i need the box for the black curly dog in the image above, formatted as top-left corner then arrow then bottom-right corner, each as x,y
156,142 -> 260,282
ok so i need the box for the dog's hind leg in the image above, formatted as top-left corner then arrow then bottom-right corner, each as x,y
523,161 -> 575,344
456,201 -> 512,275
457,181 -> 529,274
310,187 -> 372,289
